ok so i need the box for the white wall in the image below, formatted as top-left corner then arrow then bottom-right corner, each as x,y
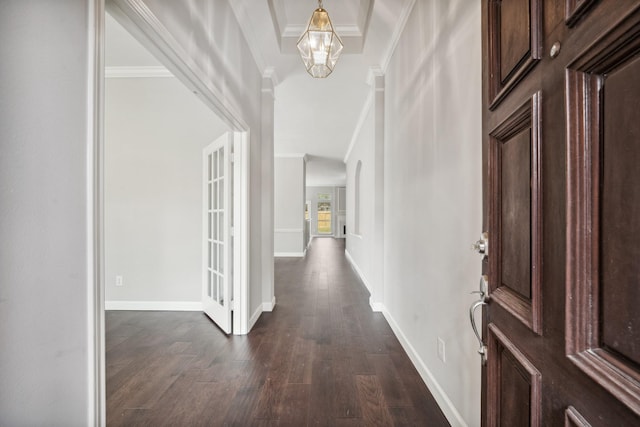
384,1 -> 482,425
345,105 -> 376,293
274,156 -> 306,256
105,77 -> 228,307
0,1 -> 100,424
345,1 -> 483,425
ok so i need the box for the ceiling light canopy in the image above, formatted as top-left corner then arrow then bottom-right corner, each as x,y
296,0 -> 344,78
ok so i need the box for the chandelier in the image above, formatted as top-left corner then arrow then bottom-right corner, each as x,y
296,0 -> 344,78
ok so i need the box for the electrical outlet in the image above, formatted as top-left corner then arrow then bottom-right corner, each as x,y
115,275 -> 123,287
437,337 -> 446,363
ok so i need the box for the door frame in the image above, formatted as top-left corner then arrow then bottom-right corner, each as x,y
94,0 -> 253,424
106,0 -> 251,329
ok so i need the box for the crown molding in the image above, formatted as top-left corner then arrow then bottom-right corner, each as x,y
381,0 -> 417,73
275,153 -> 308,159
344,90 -> 374,164
108,0 -> 249,131
282,24 -> 362,38
263,66 -> 279,88
367,66 -> 385,88
105,65 -> 173,78
228,0 -> 267,74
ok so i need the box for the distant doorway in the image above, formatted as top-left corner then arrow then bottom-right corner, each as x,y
317,201 -> 332,235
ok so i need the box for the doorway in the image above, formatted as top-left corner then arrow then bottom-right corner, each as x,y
104,1 -> 251,333
317,200 -> 332,235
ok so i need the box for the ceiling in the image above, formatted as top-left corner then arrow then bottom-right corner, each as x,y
231,0 -> 413,186
107,0 -> 415,185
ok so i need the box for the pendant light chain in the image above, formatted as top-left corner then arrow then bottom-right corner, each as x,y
318,0 -> 323,9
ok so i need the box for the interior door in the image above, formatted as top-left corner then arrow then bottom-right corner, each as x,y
203,133 -> 232,334
479,0 -> 640,425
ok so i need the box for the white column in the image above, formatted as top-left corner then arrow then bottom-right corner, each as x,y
261,68 -> 277,311
369,67 -> 385,312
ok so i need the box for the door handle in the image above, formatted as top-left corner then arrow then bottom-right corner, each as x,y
469,275 -> 489,364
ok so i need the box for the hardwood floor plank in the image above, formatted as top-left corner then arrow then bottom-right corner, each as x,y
354,375 -> 394,426
368,353 -> 412,407
307,359 -> 336,426
181,381 -> 239,426
107,408 -> 150,427
388,350 -> 450,426
287,336 -> 314,384
220,386 -> 262,426
277,383 -> 311,426
106,238 -> 450,426
253,331 -> 294,420
107,354 -> 194,412
333,356 -> 362,419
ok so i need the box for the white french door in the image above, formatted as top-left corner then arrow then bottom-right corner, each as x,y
203,133 -> 233,334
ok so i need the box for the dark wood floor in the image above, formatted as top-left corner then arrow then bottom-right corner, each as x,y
106,237 -> 449,426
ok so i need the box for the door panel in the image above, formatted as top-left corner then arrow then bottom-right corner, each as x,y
487,324 -> 541,427
565,0 -> 599,27
203,133 -> 232,334
500,128 -> 531,300
489,93 -> 542,334
566,5 -> 640,415
482,0 -> 640,425
600,55 -> 640,366
500,0 -> 532,81
565,407 -> 592,427
487,0 -> 542,108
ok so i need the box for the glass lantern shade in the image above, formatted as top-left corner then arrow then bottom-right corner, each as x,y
296,7 -> 343,78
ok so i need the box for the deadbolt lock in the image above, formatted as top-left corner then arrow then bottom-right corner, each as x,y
472,232 -> 489,257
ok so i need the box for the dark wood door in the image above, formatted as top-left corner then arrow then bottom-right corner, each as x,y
481,0 -> 640,425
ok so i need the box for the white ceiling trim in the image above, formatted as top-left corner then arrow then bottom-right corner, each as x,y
343,90 -> 373,163
267,0 -> 286,47
108,0 -> 249,131
344,0 -> 415,163
228,1 -> 267,74
380,0 -> 416,73
105,65 -> 173,78
275,153 -> 308,159
282,24 -> 363,38
307,183 -> 346,188
263,66 -> 280,89
271,0 -> 373,54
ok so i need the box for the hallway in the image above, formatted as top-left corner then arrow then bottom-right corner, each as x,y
106,238 -> 449,426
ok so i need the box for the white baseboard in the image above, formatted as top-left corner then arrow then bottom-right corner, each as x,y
381,306 -> 468,427
262,296 -> 276,312
344,249 -> 372,293
249,304 -> 263,330
105,301 -> 202,311
369,298 -> 384,313
274,252 -> 305,257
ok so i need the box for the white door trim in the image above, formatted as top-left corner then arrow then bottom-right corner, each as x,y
233,131 -> 250,335
105,0 -> 251,331
96,1 -> 254,424
202,134 -> 233,334
89,1 -> 105,426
